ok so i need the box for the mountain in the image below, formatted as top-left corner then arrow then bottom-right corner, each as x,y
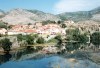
57,11 -> 92,22
0,9 -> 5,18
90,7 -> 100,14
0,7 -> 100,25
27,10 -> 60,22
57,7 -> 100,22
90,7 -> 100,22
1,9 -> 60,25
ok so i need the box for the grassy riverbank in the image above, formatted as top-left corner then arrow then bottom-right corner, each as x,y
0,42 -> 57,54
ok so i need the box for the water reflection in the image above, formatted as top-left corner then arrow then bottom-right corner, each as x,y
0,56 -> 99,68
0,43 -> 100,68
0,52 -> 12,64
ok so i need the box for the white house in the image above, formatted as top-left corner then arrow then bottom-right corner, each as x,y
0,28 -> 7,35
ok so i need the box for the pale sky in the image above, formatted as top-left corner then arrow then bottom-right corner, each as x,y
0,0 -> 100,14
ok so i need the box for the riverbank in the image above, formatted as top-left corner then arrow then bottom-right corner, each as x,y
0,42 -> 56,53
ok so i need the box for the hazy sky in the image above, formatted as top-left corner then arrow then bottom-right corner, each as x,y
0,0 -> 100,14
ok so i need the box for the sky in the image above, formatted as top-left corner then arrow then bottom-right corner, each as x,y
0,0 -> 100,14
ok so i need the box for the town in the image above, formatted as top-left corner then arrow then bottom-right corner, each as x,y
0,20 -> 100,53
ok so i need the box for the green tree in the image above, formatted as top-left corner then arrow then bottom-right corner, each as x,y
66,28 -> 89,43
61,23 -> 67,28
55,35 -> 62,42
25,35 -> 35,45
66,28 -> 80,41
73,34 -> 89,43
0,38 -> 12,52
17,34 -> 35,45
17,34 -> 23,41
57,20 -> 62,24
55,35 -> 63,48
42,20 -> 56,25
66,28 -> 80,36
27,23 -> 32,25
90,32 -> 100,45
36,37 -> 45,44
0,22 -> 7,29
66,42 -> 81,52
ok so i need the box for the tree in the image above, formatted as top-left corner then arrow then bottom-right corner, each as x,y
66,28 -> 80,41
17,34 -> 35,45
36,37 -> 45,44
61,23 -> 67,28
90,32 -> 100,45
55,35 -> 62,42
57,20 -> 61,24
27,23 -> 32,25
66,28 -> 89,43
8,25 -> 12,29
0,38 -> 12,52
55,35 -> 63,48
41,20 -> 56,25
66,42 -> 81,52
25,35 -> 35,45
0,22 -> 7,29
73,34 -> 89,43
17,34 -> 23,41
31,34 -> 38,38
66,28 -> 80,36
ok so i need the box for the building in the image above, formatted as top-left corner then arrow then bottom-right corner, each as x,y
0,28 -> 7,35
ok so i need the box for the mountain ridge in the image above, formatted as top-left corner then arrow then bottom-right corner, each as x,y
57,7 -> 100,22
0,8 -> 60,24
0,7 -> 100,24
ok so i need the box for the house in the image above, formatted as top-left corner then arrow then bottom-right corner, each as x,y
0,28 -> 7,35
8,31 -> 27,35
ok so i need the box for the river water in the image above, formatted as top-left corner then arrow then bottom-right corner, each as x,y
0,51 -> 100,68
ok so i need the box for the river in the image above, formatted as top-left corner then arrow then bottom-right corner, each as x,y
0,50 -> 100,68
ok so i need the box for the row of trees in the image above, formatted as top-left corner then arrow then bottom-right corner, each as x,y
41,20 -> 63,25
0,34 -> 45,52
66,28 -> 89,43
17,34 -> 45,46
55,28 -> 100,52
65,28 -> 100,44
0,31 -> 99,52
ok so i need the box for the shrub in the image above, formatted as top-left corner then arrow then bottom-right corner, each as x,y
73,34 -> 89,43
36,37 -> 45,44
0,38 -> 12,51
90,32 -> 100,45
0,22 -> 7,29
17,34 -> 35,45
47,38 -> 58,43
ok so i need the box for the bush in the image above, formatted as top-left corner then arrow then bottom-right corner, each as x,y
66,28 -> 89,43
42,20 -> 56,25
17,34 -> 24,41
66,28 -> 80,35
17,34 -> 35,45
0,22 -> 7,29
0,38 -> 12,51
61,23 -> 67,28
55,35 -> 62,41
25,35 -> 34,45
47,38 -> 58,43
66,42 -> 81,51
90,32 -> 100,45
73,34 -> 89,43
36,37 -> 45,44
